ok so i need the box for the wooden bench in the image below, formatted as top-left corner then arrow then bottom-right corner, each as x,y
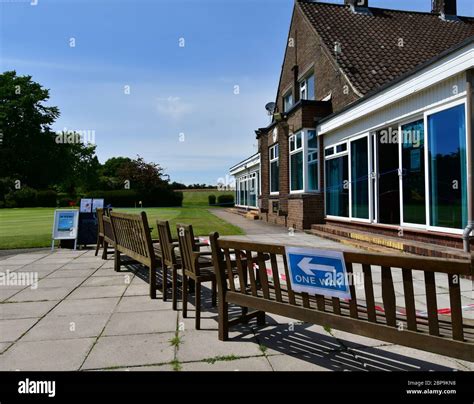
95,208 -> 115,260
209,233 -> 474,362
110,211 -> 162,299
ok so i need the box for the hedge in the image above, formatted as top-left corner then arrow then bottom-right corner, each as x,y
208,195 -> 216,206
86,188 -> 183,207
3,187 -> 57,208
217,194 -> 234,207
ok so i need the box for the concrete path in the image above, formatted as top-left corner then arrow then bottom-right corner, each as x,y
0,249 -> 472,371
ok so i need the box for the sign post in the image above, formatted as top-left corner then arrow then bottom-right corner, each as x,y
285,247 -> 350,299
51,209 -> 79,251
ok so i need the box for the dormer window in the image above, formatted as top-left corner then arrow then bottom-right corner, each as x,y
283,92 -> 293,112
299,73 -> 315,101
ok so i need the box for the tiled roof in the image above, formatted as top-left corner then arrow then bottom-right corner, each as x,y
298,1 -> 474,95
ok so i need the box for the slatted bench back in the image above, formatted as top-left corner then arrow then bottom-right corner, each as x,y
209,233 -> 474,361
110,211 -> 154,268
157,220 -> 177,267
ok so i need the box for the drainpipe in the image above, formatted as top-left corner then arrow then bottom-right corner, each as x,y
463,69 -> 474,252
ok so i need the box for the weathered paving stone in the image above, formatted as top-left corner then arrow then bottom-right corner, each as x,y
83,276 -> 132,287
50,297 -> 119,316
0,301 -> 57,320
37,277 -> 85,288
47,268 -> 97,278
0,338 -> 95,371
181,356 -> 272,371
103,310 -> 178,336
8,287 -> 72,302
81,333 -> 175,370
22,313 -> 110,341
0,318 -> 38,342
115,295 -> 171,313
66,285 -> 127,300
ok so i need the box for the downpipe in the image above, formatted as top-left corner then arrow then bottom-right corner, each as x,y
463,222 -> 474,252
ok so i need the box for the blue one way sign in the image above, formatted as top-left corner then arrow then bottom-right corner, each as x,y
285,247 -> 350,299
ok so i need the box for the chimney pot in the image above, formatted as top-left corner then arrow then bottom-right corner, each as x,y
432,0 -> 457,16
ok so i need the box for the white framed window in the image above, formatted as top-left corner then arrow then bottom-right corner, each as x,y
299,73 -> 315,101
283,92 -> 293,112
289,129 -> 319,193
289,132 -> 304,192
269,144 -> 279,194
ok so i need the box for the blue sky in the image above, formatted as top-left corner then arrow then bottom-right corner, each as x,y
1,0 -> 473,185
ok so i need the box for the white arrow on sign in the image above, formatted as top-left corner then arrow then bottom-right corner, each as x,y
297,257 -> 336,276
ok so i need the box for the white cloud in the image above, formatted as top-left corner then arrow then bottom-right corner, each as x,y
155,96 -> 193,120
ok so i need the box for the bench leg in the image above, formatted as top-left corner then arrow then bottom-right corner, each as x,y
149,266 -> 157,300
218,297 -> 229,341
195,281 -> 201,330
211,279 -> 217,307
171,265 -> 178,311
257,311 -> 266,326
162,261 -> 168,302
101,241 -> 108,260
95,236 -> 102,256
182,275 -> 188,318
241,306 -> 249,324
114,250 -> 121,272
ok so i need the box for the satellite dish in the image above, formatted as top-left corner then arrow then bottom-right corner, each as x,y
265,102 -> 276,115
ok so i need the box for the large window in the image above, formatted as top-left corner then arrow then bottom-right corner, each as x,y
299,73 -> 315,101
350,137 -> 369,219
401,119 -> 425,225
290,133 -> 304,191
269,144 -> 279,193
325,144 -> 349,217
307,130 -> 319,191
283,92 -> 293,112
235,172 -> 259,208
428,104 -> 467,229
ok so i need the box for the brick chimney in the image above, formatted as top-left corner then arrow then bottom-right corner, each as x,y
344,0 -> 369,8
432,0 -> 457,16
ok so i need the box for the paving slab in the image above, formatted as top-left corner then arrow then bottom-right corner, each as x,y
37,277 -> 85,288
0,342 -> 12,354
81,333 -> 175,370
115,295 -> 172,313
0,301 -> 57,320
103,310 -> 178,336
50,297 -> 120,316
66,285 -> 127,300
0,318 -> 38,342
122,284 -> 151,297
83,275 -> 132,287
267,352 -> 357,371
105,364 -> 174,371
177,328 -> 261,363
47,268 -> 97,278
0,338 -> 95,371
0,288 -> 26,302
8,287 -> 72,302
21,313 -> 110,342
349,344 -> 471,371
181,356 -> 272,371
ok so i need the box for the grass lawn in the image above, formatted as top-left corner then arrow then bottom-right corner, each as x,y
180,189 -> 234,207
0,190 -> 241,249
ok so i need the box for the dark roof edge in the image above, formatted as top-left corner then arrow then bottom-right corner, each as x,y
317,35 -> 474,127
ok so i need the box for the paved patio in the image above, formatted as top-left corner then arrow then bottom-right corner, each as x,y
0,246 -> 473,371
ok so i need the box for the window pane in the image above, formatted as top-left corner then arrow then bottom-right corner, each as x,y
290,151 -> 303,191
336,143 -> 347,153
270,161 -> 279,193
308,130 -> 317,149
350,137 -> 369,219
325,148 -> 334,157
402,119 -> 425,224
428,104 -> 467,229
308,161 -> 318,191
284,94 -> 293,112
296,133 -> 302,149
307,75 -> 315,100
326,156 -> 349,217
289,137 -> 295,152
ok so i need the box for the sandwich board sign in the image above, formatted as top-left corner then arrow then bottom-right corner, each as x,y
285,247 -> 350,299
51,209 -> 79,251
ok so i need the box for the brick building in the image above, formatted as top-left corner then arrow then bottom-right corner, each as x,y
230,0 -> 474,249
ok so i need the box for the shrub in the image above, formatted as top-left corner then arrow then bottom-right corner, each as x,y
217,194 -> 234,207
58,196 -> 77,207
85,189 -> 183,208
36,190 -> 57,207
5,186 -> 37,207
208,194 -> 216,206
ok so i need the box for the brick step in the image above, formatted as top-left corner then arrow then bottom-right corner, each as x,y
226,208 -> 259,220
307,228 -> 401,255
310,224 -> 469,260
